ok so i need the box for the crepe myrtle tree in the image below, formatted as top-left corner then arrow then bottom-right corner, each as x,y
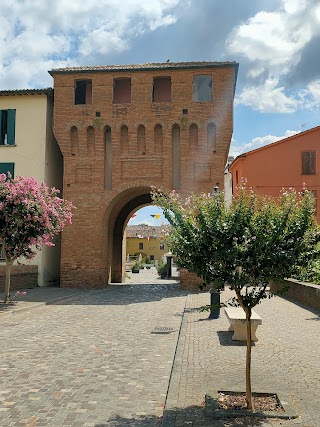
152,185 -> 320,410
0,174 -> 74,304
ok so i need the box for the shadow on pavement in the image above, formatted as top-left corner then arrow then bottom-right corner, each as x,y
98,405 -> 281,426
0,282 -> 188,312
217,330 -> 256,347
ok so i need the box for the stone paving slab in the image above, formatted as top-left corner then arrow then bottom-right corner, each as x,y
0,287 -> 87,317
1,273 -> 319,427
163,288 -> 320,427
0,281 -> 188,427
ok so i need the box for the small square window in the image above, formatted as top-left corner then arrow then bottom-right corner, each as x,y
0,109 -> 16,145
192,75 -> 213,102
153,77 -> 171,102
139,242 -> 143,250
302,151 -> 315,175
0,162 -> 14,178
113,78 -> 131,104
75,80 -> 92,105
160,243 -> 165,250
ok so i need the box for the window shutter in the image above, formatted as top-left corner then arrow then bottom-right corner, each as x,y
302,152 -> 315,174
0,110 -> 3,145
7,109 -> 16,145
0,162 -> 15,178
308,152 -> 315,174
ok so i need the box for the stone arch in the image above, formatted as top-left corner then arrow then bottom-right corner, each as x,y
87,126 -> 95,155
70,126 -> 79,155
189,123 -> 198,151
154,124 -> 163,154
104,126 -> 112,190
105,186 -> 153,282
137,124 -> 146,155
172,124 -> 181,189
120,124 -> 129,155
207,123 -> 216,153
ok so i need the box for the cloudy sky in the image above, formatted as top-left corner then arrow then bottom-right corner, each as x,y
1,0 -> 319,225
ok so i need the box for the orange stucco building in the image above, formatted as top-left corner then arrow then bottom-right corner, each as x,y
229,126 -> 320,221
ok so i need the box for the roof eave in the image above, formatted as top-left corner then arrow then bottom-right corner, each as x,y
48,62 -> 239,76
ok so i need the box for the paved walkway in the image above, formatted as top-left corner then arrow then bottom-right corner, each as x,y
0,269 -> 319,426
164,289 -> 320,427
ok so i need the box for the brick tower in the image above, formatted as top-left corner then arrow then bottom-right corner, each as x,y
50,62 -> 238,288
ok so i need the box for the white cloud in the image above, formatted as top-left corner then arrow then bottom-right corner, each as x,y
227,0 -> 320,113
298,79 -> 320,109
235,78 -> 298,113
228,8 -> 314,73
79,28 -> 128,57
283,0 -> 308,15
0,0 -> 186,89
230,129 -> 300,157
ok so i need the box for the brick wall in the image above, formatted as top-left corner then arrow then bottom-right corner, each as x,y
270,278 -> 320,311
51,63 -> 237,288
0,265 -> 38,290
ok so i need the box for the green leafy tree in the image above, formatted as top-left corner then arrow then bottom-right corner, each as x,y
152,186 -> 320,410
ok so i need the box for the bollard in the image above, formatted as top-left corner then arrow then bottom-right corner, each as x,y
165,251 -> 173,278
208,288 -> 221,319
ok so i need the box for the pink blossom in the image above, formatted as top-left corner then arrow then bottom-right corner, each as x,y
0,175 -> 74,262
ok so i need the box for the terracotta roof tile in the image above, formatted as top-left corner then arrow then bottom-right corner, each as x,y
49,61 -> 238,75
0,88 -> 53,96
126,225 -> 165,238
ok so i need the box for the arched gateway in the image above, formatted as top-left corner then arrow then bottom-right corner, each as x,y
49,62 -> 238,289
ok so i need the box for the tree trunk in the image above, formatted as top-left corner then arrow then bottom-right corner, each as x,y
245,307 -> 253,410
4,261 -> 13,304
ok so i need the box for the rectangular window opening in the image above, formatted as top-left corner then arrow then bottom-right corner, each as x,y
0,109 -> 16,145
75,80 -> 92,105
138,242 -> 143,250
150,255 -> 155,261
192,75 -> 213,102
160,243 -> 165,250
113,78 -> 131,104
0,162 -> 15,178
302,151 -> 316,175
153,77 -> 171,102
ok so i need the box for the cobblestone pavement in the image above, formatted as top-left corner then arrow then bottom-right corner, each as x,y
0,272 -> 187,427
163,288 -> 320,427
0,270 -> 319,427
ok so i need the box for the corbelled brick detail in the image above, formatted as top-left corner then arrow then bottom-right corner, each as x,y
51,62 -> 238,289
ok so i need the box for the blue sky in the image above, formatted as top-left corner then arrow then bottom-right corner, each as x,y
1,0 -> 319,226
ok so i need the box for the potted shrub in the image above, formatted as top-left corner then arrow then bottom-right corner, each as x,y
131,261 -> 140,273
157,262 -> 167,279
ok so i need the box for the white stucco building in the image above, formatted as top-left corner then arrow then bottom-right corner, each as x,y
0,89 -> 63,286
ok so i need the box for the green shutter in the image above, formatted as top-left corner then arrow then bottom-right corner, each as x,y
0,163 -> 14,178
0,110 -> 3,145
7,109 -> 16,145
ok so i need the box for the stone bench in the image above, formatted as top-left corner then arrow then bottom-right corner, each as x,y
224,307 -> 262,342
